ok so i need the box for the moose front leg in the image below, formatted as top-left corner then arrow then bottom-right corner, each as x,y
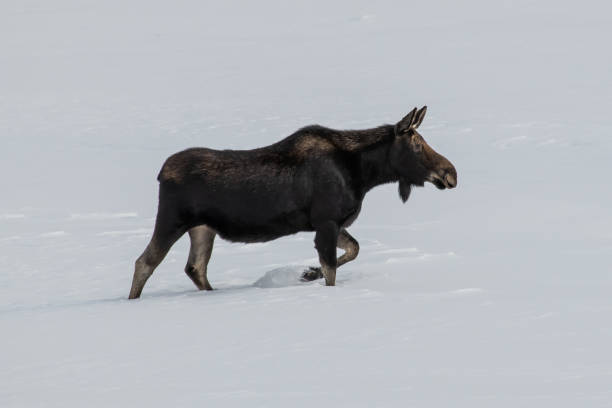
314,221 -> 339,286
337,229 -> 359,267
302,228 -> 359,282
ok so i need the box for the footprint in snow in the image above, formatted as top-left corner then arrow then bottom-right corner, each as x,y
253,266 -> 307,288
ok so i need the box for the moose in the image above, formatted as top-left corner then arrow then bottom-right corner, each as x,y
129,106 -> 457,299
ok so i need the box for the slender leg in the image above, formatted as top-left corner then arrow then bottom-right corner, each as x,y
337,229 -> 360,268
302,229 -> 359,281
128,233 -> 184,299
184,225 -> 216,291
314,221 -> 339,286
128,209 -> 186,299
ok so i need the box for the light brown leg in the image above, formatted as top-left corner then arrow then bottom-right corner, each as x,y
319,259 -> 336,286
337,229 -> 359,267
129,237 -> 179,299
129,213 -> 187,299
184,225 -> 216,291
314,221 -> 338,286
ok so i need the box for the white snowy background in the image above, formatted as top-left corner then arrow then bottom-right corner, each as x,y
2,0 -> 612,406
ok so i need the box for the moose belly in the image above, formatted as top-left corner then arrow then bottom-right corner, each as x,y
200,209 -> 313,243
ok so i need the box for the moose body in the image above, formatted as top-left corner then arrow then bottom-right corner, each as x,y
129,107 -> 457,299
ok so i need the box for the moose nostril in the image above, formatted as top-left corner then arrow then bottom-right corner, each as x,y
445,173 -> 457,188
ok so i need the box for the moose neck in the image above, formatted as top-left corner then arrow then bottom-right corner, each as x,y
358,126 -> 399,193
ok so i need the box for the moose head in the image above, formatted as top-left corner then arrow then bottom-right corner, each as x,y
390,106 -> 457,202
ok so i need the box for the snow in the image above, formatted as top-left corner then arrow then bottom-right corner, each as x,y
2,0 -> 612,406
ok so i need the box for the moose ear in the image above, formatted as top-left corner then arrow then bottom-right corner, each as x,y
412,106 -> 427,129
395,107 -> 418,134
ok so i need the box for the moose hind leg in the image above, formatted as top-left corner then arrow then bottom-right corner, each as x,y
129,233 -> 182,299
128,211 -> 187,299
185,225 -> 216,291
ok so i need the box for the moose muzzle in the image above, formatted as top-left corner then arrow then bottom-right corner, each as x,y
427,156 -> 457,190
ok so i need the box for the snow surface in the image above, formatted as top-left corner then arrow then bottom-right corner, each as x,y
2,0 -> 612,406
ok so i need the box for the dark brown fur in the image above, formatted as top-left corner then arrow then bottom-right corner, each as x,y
129,107 -> 457,299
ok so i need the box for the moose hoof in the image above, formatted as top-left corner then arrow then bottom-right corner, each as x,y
300,266 -> 324,282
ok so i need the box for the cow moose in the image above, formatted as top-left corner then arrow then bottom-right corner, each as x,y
128,106 -> 457,299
